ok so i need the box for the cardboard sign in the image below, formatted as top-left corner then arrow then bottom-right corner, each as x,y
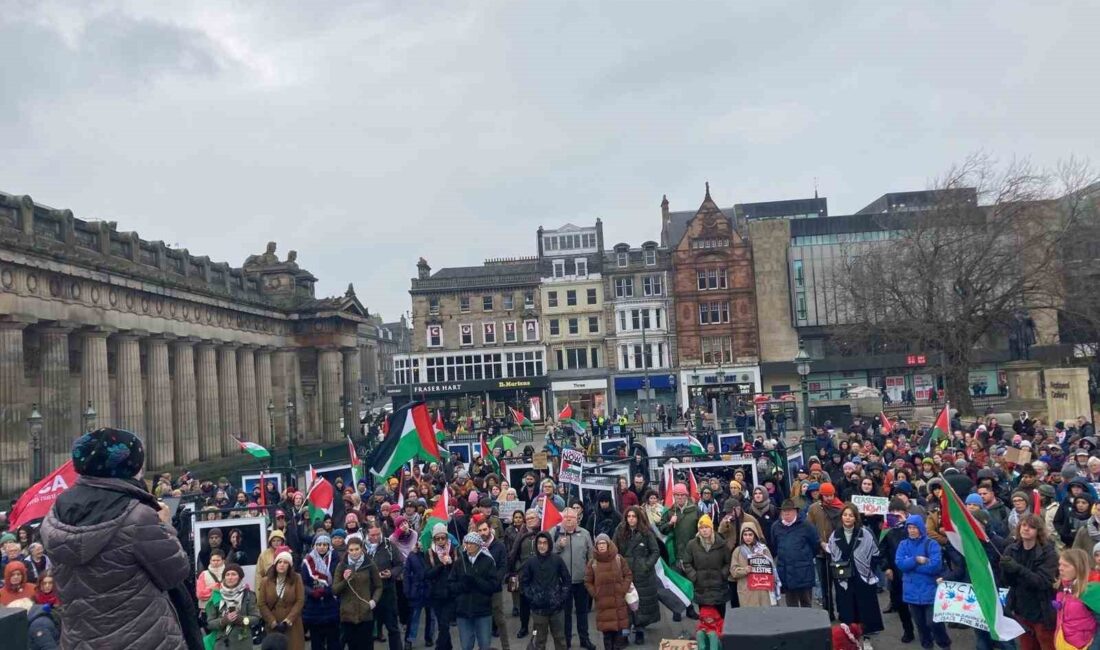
747,555 -> 775,591
851,495 -> 890,516
658,640 -> 696,650
498,500 -> 525,522
1003,447 -> 1032,465
559,449 -> 584,485
932,580 -> 1009,631
532,452 -> 549,470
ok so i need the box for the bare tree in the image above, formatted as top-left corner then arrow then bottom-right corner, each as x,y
835,154 -> 1096,416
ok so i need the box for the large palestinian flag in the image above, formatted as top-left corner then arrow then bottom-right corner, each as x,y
369,401 -> 441,477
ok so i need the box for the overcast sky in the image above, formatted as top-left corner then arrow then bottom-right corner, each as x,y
3,2 -> 1097,321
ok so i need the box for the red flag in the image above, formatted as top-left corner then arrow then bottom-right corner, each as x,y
879,412 -> 893,435
541,497 -> 563,532
434,410 -> 445,433
381,416 -> 390,436
10,460 -> 78,528
1032,490 -> 1041,515
687,469 -> 700,501
557,403 -> 573,421
663,465 -> 675,508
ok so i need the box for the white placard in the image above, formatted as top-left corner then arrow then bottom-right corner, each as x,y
851,495 -> 890,516
932,581 -> 1010,631
559,449 -> 585,485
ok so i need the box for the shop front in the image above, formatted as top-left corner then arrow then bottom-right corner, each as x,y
679,366 -> 762,418
550,378 -> 608,422
612,373 -> 678,417
386,376 -> 549,430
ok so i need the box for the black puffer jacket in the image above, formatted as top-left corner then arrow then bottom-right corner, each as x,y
613,520 -> 661,627
1001,539 -> 1058,626
424,544 -> 457,602
451,549 -> 498,618
520,532 -> 571,615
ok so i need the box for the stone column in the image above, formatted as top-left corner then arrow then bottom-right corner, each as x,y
237,346 -> 259,443
171,337 -> 200,465
270,350 -> 290,447
114,332 -> 145,434
318,348 -> 342,442
144,335 -> 174,470
342,347 -> 362,437
255,348 -> 274,447
39,324 -> 74,470
80,328 -> 112,430
0,320 -> 30,495
195,341 -> 221,460
218,344 -> 241,456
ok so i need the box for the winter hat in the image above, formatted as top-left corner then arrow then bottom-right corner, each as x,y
819,483 -> 836,498
1038,484 -> 1056,500
893,480 -> 913,496
972,510 -> 991,527
268,529 -> 286,542
672,483 -> 689,496
345,512 -> 359,526
1010,491 -> 1029,504
0,532 -> 15,545
275,550 -> 294,566
595,533 -> 612,546
432,523 -> 448,538
223,564 -> 245,581
462,532 -> 482,545
331,529 -> 347,540
806,482 -> 821,494
965,493 -> 984,507
1093,541 -> 1100,556
697,514 -> 714,530
313,534 -> 331,546
1062,467 -> 1079,480
729,480 -> 742,491
71,427 -> 145,479
468,491 -> 480,505
392,515 -> 407,530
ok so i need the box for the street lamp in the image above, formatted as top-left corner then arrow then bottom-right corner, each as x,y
82,401 -> 96,432
266,399 -> 275,446
794,338 -> 815,459
27,403 -> 43,482
286,398 -> 298,486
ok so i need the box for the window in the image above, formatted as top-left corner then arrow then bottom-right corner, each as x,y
429,297 -> 440,315
568,318 -> 579,335
632,344 -> 644,369
505,350 -> 543,377
482,295 -> 493,311
588,316 -> 599,333
483,322 -> 496,344
582,233 -> 597,248
460,324 -> 473,346
459,296 -> 470,312
643,275 -> 663,296
548,291 -> 558,308
631,310 -> 641,330
691,238 -> 730,249
796,292 -> 808,321
701,336 -> 732,364
549,319 -> 560,336
553,259 -> 565,278
614,278 -> 633,298
566,290 -> 577,306
617,252 -> 628,267
575,258 -> 588,277
586,288 -> 597,305
427,325 -> 442,348
543,236 -> 558,251
644,249 -> 656,266
558,347 -> 594,370
655,309 -> 663,329
793,260 -> 805,289
618,311 -> 627,331
524,292 -> 534,308
503,294 -> 514,310
696,268 -> 728,290
698,302 -> 730,324
504,321 -> 517,342
523,320 -> 539,341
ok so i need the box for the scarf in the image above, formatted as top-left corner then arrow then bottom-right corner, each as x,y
34,588 -> 60,607
1086,515 -> 1100,543
219,580 -> 246,611
365,541 -> 379,557
389,529 -> 416,561
347,552 -> 366,572
276,575 -> 287,599
306,548 -> 333,584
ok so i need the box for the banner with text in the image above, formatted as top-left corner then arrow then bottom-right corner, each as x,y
933,580 -> 1009,631
851,495 -> 890,516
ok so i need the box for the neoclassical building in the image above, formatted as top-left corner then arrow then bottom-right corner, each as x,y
0,192 -> 369,496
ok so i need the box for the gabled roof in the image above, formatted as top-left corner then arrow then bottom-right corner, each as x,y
665,184 -> 735,247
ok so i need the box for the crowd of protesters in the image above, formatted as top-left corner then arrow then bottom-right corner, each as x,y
5,409 -> 1100,650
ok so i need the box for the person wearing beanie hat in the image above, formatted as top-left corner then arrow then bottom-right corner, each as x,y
454,528 -> 498,648
302,533 -> 340,648
807,480 -> 846,551
659,482 -> 700,616
40,427 -> 196,649
681,507 -> 728,613
258,547 -> 306,649
255,529 -> 288,579
585,532 -> 632,650
330,528 -> 347,556
205,561 -> 259,650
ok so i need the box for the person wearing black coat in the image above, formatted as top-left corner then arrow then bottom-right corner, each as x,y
878,500 -> 915,643
1000,514 -> 1058,649
584,494 -> 622,541
452,533 -> 500,650
365,525 -> 403,650
425,525 -> 458,650
520,532 -> 571,650
769,500 -> 820,608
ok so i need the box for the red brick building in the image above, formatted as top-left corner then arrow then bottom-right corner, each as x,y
661,185 -> 761,411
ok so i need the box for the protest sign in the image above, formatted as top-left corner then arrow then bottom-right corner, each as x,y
1003,447 -> 1031,465
559,449 -> 584,485
851,495 -> 890,516
747,555 -> 776,591
658,640 -> 696,650
498,500 -> 525,522
532,452 -> 549,470
9,460 -> 77,527
933,580 -> 1009,631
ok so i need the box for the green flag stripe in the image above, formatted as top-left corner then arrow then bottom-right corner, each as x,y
376,430 -> 427,477
943,483 -> 1005,640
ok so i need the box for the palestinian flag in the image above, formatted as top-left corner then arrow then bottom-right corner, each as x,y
939,478 -> 1024,641
541,496 -> 563,532
480,433 -> 500,474
307,476 -> 334,528
687,468 -> 700,501
509,406 -> 533,429
202,588 -> 223,650
662,464 -> 676,508
919,403 -> 950,454
419,486 -> 451,549
347,436 -> 363,486
233,437 -> 271,460
879,412 -> 893,435
687,434 -> 705,456
557,403 -> 574,421
655,558 -> 694,615
369,402 -> 441,478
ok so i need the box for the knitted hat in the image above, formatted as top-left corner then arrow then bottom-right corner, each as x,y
1011,491 -> 1029,504
819,483 -> 836,497
1093,541 -> 1100,555
698,514 -> 714,530
331,528 -> 347,540
392,515 -> 407,530
275,550 -> 294,566
223,564 -> 244,580
964,493 -> 984,507
893,481 -> 913,496
432,523 -> 448,538
729,480 -> 742,491
268,529 -> 286,541
595,533 -> 611,545
0,533 -> 15,545
672,483 -> 688,496
1038,484 -> 1056,499
462,532 -> 482,545
313,534 -> 331,546
71,427 -> 145,479
345,512 -> 359,525
806,482 -> 821,494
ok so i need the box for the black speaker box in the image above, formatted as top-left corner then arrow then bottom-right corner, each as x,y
721,605 -> 831,650
0,607 -> 29,648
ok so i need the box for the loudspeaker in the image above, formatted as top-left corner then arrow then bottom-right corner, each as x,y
0,607 -> 29,648
721,605 -> 831,650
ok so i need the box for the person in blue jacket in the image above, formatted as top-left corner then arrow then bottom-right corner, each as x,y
769,498 -> 821,607
895,515 -> 950,649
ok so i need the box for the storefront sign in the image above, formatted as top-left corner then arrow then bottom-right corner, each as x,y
851,495 -> 890,516
559,449 -> 584,485
933,581 -> 1009,631
385,376 -> 549,396
906,354 -> 927,366
552,378 -> 609,391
